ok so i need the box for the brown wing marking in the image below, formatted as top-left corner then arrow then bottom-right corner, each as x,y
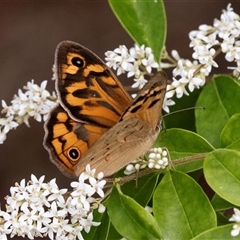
121,71 -> 167,127
55,41 -> 132,128
43,104 -> 109,177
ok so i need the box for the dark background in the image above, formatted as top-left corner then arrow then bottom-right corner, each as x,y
0,1 -> 239,239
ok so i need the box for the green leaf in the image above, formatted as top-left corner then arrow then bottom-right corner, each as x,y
108,184 -> 161,240
121,172 -> 160,207
156,128 -> 214,172
221,113 -> 240,150
108,0 -> 166,62
216,212 -> 230,226
195,75 -> 240,148
211,194 -> 235,212
204,149 -> 240,206
108,223 -> 123,240
192,224 -> 240,240
153,170 -> 216,240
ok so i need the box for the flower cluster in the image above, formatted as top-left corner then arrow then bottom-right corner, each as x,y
105,4 -> 240,111
164,4 -> 240,100
0,80 -> 56,143
230,208 -> 240,236
0,165 -> 106,240
105,45 -> 175,112
148,147 -> 169,169
105,44 -> 159,89
124,147 -> 169,175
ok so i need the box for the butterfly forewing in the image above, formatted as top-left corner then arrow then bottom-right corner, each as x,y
55,41 -> 132,128
74,72 -> 168,177
120,71 -> 167,127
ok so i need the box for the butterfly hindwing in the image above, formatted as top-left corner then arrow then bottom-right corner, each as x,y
44,104 -> 109,177
74,118 -> 159,177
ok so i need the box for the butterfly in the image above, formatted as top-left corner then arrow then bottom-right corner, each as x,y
43,41 -> 167,178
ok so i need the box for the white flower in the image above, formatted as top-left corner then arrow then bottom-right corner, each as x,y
78,164 -> 97,183
71,180 -> 94,201
162,96 -> 175,113
105,50 -> 118,68
0,116 -> 18,134
47,184 -> 67,204
33,207 -> 51,231
202,32 -> 219,49
186,69 -> 205,92
231,224 -> 240,237
89,177 -> 106,198
168,55 -> 207,100
189,25 -> 218,49
0,211 -> 12,238
230,208 -> 240,222
192,45 -> 218,74
171,77 -> 189,98
0,131 -> 6,143
174,58 -> 199,76
127,61 -> 141,78
230,208 -> 240,236
40,221 -> 55,240
145,47 -> 153,58
29,174 -> 46,192
228,61 -> 240,79
18,205 -> 38,226
105,45 -> 134,75
45,201 -> 67,218
131,75 -> 148,89
129,44 -> 146,59
221,36 -> 235,53
57,219 -> 73,239
223,40 -> 240,62
1,100 -> 15,117
142,53 -> 159,73
80,212 -> 101,233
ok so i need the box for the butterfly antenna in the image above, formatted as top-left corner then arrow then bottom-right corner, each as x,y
163,106 -> 205,118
